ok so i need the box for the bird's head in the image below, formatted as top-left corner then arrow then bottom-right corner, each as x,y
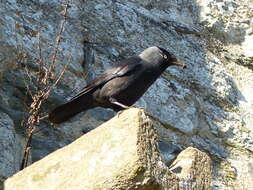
139,46 -> 186,69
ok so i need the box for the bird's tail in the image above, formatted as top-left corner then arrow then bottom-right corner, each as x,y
48,95 -> 94,124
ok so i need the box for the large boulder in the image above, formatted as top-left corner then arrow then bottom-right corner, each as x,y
5,108 -> 212,190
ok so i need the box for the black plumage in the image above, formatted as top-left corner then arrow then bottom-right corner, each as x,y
49,46 -> 186,124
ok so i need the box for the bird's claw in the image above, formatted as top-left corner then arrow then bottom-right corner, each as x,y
116,110 -> 125,117
131,105 -> 145,110
116,105 -> 145,117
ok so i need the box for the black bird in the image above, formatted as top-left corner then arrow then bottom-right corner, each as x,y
49,46 -> 186,124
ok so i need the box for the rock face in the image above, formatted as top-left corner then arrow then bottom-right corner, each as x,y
0,112 -> 21,190
5,108 -> 212,190
169,147 -> 212,190
0,0 -> 252,189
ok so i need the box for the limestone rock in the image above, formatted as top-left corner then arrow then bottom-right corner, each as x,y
169,147 -> 212,190
5,109 -> 212,190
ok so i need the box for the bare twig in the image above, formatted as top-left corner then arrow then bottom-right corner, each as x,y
46,1 -> 70,85
37,33 -> 45,85
20,129 -> 34,170
46,55 -> 71,97
20,0 -> 72,170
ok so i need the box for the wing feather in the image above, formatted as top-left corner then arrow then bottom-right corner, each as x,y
70,56 -> 142,101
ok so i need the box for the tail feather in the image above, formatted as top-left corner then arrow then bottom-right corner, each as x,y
49,95 -> 94,124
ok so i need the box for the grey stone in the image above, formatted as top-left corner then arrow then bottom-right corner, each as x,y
0,112 -> 20,178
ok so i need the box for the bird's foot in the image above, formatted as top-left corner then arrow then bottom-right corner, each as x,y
116,110 -> 125,117
116,105 -> 145,117
109,98 -> 129,109
109,98 -> 145,117
128,105 -> 145,110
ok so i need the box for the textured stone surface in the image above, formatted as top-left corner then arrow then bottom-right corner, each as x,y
5,109 -> 150,190
169,147 -> 212,190
0,112 -> 20,189
0,0 -> 252,189
5,108 -> 212,190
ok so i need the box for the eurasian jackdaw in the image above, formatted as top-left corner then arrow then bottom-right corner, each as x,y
49,46 -> 186,124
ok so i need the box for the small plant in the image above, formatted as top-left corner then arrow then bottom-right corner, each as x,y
20,0 -> 71,170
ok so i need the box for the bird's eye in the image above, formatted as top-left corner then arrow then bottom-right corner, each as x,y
163,54 -> 167,59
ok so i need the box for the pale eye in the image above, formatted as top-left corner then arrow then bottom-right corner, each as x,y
163,54 -> 167,59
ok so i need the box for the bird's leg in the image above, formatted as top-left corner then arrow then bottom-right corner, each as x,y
109,98 -> 130,117
109,97 -> 129,109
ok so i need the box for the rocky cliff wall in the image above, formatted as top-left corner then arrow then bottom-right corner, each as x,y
0,0 -> 252,189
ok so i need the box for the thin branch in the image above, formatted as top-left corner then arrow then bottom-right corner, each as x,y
47,1 -> 70,84
37,33 -> 44,85
22,73 -> 34,100
20,0 -> 72,170
45,56 -> 71,97
20,128 -> 34,170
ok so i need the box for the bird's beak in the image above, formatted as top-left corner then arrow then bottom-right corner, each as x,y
174,59 -> 187,69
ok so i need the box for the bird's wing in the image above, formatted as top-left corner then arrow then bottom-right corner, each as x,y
70,56 -> 142,101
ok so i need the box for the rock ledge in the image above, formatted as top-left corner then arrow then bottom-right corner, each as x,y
5,108 -> 212,190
